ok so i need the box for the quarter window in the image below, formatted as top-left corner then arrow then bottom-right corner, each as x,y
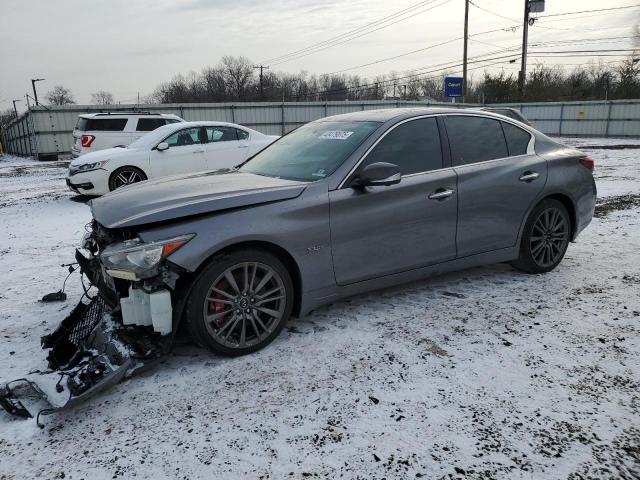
236,129 -> 249,140
502,122 -> 531,156
163,127 -> 202,147
136,118 -> 167,131
445,116 -> 508,166
359,118 -> 443,175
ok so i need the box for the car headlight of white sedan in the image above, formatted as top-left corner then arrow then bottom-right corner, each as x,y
69,160 -> 109,175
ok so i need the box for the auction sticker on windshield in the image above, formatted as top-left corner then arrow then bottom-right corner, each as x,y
319,130 -> 354,140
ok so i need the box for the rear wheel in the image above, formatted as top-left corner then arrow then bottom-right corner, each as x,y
512,199 -> 571,274
185,249 -> 294,356
108,166 -> 147,191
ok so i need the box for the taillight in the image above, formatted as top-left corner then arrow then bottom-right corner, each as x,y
81,134 -> 96,147
579,157 -> 595,172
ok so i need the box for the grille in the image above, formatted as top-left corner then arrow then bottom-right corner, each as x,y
68,296 -> 107,345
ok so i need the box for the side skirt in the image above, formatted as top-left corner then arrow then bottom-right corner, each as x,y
298,247 -> 518,316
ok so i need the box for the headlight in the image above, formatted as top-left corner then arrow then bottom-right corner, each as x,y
100,234 -> 194,280
69,160 -> 109,175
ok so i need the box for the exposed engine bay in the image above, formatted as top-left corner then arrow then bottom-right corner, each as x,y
0,221 -> 187,424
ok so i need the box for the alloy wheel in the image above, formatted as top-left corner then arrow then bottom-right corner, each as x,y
529,207 -> 569,268
202,262 -> 286,349
113,169 -> 143,189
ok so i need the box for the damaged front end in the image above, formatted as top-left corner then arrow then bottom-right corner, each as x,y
0,221 -> 192,424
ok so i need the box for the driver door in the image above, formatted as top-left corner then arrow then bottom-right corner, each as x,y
329,117 -> 458,285
150,126 -> 208,177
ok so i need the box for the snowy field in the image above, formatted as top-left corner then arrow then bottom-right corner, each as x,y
0,138 -> 639,480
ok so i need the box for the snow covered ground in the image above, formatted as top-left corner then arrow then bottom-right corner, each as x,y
0,139 -> 639,480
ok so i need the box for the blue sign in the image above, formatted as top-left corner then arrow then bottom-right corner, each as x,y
444,77 -> 463,97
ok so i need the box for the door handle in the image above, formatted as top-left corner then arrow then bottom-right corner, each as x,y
519,171 -> 539,182
238,145 -> 249,149
193,149 -> 205,154
428,188 -> 455,200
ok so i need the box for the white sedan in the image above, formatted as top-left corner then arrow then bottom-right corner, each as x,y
66,121 -> 279,196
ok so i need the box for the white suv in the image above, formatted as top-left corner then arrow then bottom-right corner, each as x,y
71,112 -> 184,157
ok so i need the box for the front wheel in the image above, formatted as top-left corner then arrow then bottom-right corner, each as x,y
108,166 -> 147,191
512,199 -> 571,274
184,249 -> 294,356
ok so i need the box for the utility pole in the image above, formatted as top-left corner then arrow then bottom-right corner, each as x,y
462,0 -> 470,101
519,0 -> 530,98
253,65 -> 270,101
31,78 -> 45,106
12,99 -> 21,117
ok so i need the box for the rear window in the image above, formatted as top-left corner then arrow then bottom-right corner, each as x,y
80,118 -> 128,132
136,118 -> 167,131
445,116 -> 508,166
75,118 -> 88,131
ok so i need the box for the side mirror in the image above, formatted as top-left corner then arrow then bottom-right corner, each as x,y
354,162 -> 401,187
156,142 -> 169,152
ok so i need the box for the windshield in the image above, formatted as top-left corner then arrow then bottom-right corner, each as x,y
239,121 -> 380,181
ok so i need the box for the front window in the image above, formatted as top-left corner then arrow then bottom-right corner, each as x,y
163,127 -> 202,147
240,121 -> 380,181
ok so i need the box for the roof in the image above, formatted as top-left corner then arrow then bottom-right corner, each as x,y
316,107 -> 497,123
79,112 -> 181,118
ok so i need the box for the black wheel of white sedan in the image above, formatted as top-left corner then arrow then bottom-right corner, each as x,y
512,199 -> 571,274
185,249 -> 294,356
108,166 -> 147,191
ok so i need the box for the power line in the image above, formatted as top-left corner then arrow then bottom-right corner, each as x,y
327,37 -> 463,75
468,0 -> 520,23
261,0 -> 443,65
326,23 -> 532,77
275,53 -> 522,101
537,4 -> 640,18
268,0 -> 453,67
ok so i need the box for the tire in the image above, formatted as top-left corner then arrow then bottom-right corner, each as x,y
184,249 -> 294,356
512,199 -> 571,274
108,166 -> 147,191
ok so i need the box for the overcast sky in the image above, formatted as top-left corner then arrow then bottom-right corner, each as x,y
0,0 -> 637,110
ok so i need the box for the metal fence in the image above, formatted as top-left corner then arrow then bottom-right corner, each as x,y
2,99 -> 640,159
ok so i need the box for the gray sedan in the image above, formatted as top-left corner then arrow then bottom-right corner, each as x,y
83,107 -> 596,356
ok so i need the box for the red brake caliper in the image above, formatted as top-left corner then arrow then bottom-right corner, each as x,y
208,280 -> 229,326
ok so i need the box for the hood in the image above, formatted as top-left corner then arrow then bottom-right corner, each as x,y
90,170 -> 307,229
70,147 -> 138,166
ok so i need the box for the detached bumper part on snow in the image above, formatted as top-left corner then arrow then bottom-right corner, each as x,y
0,250 -> 176,422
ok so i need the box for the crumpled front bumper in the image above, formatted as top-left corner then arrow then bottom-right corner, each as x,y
0,251 -> 173,424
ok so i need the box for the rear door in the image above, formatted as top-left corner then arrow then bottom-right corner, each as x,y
329,116 -> 458,285
203,126 -> 248,170
149,126 -> 208,177
443,115 -> 547,257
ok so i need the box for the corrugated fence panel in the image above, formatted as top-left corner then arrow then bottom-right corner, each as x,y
609,120 -> 640,136
612,102 -> 640,119
3,100 -> 640,158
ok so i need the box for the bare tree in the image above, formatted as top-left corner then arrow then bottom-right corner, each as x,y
91,90 -> 114,105
0,108 -> 16,126
45,85 -> 75,105
221,56 -> 254,100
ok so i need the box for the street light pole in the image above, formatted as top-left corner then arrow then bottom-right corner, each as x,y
31,78 -> 45,106
12,99 -> 21,117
